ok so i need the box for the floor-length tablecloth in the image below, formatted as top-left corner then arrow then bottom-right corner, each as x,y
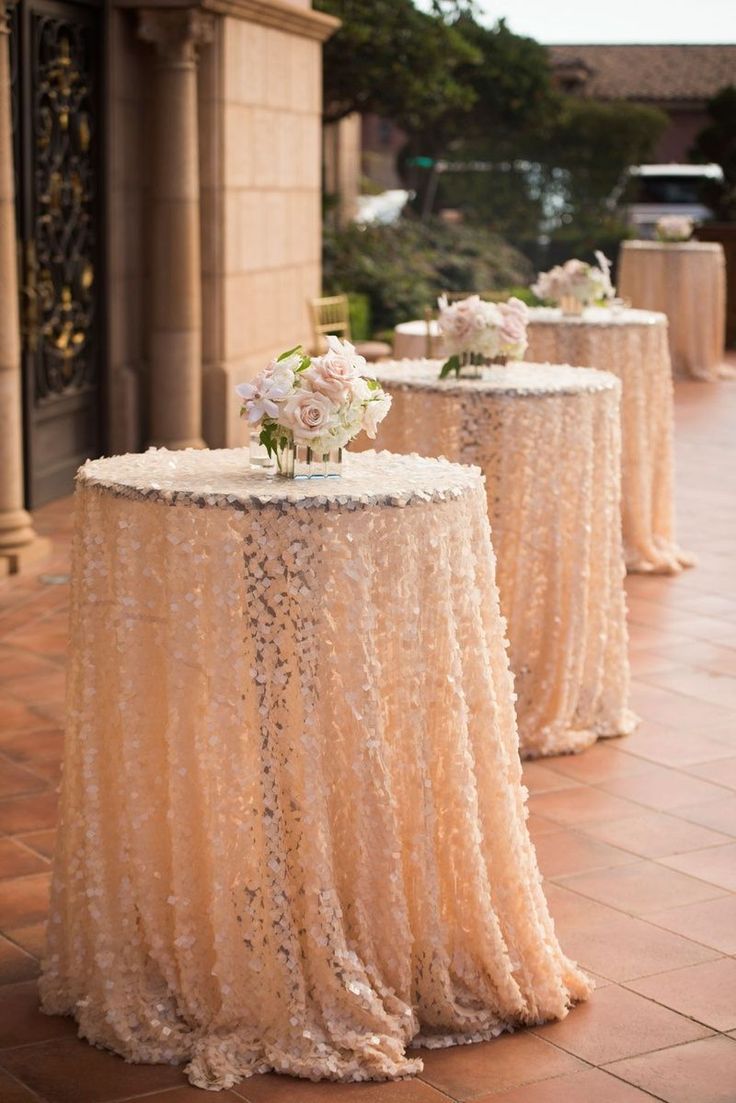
40,448 -> 590,1091
618,240 -> 727,381
526,307 -> 693,575
394,319 -> 443,360
367,363 -> 636,758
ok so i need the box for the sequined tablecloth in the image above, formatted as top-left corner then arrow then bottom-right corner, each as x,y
618,240 -> 727,381
365,363 -> 636,758
526,307 -> 693,575
40,448 -> 590,1091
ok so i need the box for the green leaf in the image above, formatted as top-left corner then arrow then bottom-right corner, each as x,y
439,355 -> 459,379
297,355 -> 312,373
365,377 -> 381,391
259,422 -> 277,458
278,345 -> 302,362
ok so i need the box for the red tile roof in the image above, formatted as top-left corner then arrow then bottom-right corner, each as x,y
548,44 -> 736,103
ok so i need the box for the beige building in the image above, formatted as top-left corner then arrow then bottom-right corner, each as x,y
0,0 -> 337,572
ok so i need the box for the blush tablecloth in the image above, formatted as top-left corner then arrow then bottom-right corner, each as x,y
525,307 -> 693,575
394,318 -> 444,360
618,240 -> 727,381
40,448 -> 590,1091
366,362 -> 636,759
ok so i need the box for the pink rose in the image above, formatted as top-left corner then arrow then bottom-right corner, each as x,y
303,358 -> 356,403
281,390 -> 336,441
498,298 -> 528,345
439,295 -> 484,343
304,334 -> 370,402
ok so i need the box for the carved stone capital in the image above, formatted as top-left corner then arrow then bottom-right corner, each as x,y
138,8 -> 214,64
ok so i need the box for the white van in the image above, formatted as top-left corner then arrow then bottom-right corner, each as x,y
618,163 -> 724,238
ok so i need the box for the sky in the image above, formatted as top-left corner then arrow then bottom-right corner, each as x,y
473,0 -> 736,43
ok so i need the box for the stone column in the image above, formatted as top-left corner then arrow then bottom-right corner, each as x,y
0,2 -> 48,573
138,8 -> 213,449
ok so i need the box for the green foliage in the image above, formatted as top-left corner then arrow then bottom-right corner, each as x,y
348,292 -> 371,340
692,85 -> 736,221
450,17 -> 556,140
315,0 -> 478,128
547,99 -> 668,221
323,218 -> 533,332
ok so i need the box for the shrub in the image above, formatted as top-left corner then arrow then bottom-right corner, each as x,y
323,218 -> 533,333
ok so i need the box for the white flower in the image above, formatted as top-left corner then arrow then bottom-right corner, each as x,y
532,254 -> 615,306
235,368 -> 294,425
656,215 -> 693,242
362,392 -> 392,438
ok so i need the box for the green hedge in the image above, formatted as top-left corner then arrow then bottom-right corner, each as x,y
323,218 -> 534,333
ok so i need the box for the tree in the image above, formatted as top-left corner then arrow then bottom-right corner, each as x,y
692,85 -> 736,220
547,98 -> 668,225
399,16 -> 558,220
315,0 -> 478,129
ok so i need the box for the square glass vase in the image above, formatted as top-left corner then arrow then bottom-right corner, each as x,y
250,431 -> 342,479
558,295 -> 584,316
457,352 -> 508,377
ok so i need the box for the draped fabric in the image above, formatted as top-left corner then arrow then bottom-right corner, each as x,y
526,308 -> 693,574
40,448 -> 590,1092
366,362 -> 636,758
618,241 -> 727,381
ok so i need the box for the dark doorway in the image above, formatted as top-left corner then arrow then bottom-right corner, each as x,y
10,0 -> 104,507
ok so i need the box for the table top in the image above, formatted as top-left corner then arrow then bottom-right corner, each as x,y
528,306 -> 666,328
395,308 -> 666,338
374,360 -> 619,397
77,447 -> 483,513
621,239 -> 724,254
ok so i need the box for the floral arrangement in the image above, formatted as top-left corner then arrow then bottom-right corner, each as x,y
655,215 -> 694,242
235,337 -> 392,464
437,294 -> 529,378
531,252 -> 615,308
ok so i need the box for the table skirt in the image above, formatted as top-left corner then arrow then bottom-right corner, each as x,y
41,453 -> 590,1090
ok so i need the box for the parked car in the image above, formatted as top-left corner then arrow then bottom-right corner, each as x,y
616,163 -> 724,238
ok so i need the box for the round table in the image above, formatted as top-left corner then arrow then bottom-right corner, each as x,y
41,448 -> 589,1091
525,307 -> 693,575
618,240 -> 727,381
394,318 -> 444,360
367,361 -> 637,759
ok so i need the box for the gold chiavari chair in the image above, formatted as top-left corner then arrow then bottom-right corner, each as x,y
308,294 -> 392,361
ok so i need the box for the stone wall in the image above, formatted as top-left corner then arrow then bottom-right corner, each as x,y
106,8 -> 148,455
202,15 -> 324,447
105,1 -> 333,454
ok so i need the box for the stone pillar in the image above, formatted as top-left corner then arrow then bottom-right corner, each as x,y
0,2 -> 49,573
138,8 -> 213,449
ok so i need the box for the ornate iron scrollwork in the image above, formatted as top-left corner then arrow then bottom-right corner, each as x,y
29,10 -> 98,401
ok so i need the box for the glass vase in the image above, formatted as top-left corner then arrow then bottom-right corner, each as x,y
458,352 -> 487,378
249,431 -> 276,471
275,434 -> 342,479
559,295 -> 584,316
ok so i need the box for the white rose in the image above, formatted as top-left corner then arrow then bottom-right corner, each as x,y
362,392 -> 392,439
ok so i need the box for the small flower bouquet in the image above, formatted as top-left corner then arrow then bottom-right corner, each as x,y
235,337 -> 392,478
655,215 -> 694,243
437,294 -> 529,379
531,252 -> 615,314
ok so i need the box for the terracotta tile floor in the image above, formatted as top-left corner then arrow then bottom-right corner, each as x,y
1,368 -> 736,1102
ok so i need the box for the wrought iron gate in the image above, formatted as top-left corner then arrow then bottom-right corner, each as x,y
10,0 -> 103,507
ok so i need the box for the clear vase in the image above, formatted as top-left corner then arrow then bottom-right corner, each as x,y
275,434 -> 342,479
249,431 -> 276,471
458,352 -> 487,378
559,295 -> 584,316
